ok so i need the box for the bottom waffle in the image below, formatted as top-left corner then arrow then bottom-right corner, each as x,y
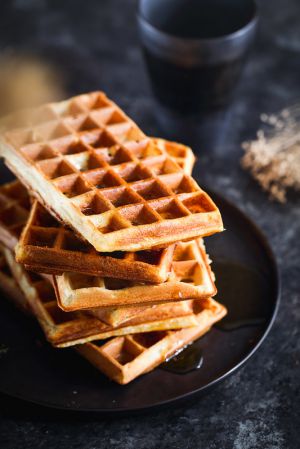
2,247 -> 202,347
77,298 -> 226,384
0,247 -> 226,385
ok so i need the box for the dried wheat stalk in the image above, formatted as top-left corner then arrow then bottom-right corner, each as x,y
241,106 -> 300,202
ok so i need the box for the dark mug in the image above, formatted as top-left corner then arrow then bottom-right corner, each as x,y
138,0 -> 258,115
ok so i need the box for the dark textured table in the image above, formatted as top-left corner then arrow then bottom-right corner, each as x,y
0,1 -> 299,448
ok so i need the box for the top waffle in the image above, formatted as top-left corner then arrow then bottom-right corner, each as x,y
1,133 -> 194,282
0,92 -> 223,252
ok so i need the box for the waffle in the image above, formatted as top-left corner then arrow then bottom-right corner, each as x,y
0,243 -> 31,314
0,183 -> 216,333
152,138 -> 195,175
16,201 -> 175,282
87,300 -> 195,327
7,136 -> 194,282
54,238 -> 216,311
0,179 -> 175,283
3,247 -> 204,347
0,92 -> 223,252
77,298 -> 227,384
0,180 -> 30,250
0,246 -> 226,385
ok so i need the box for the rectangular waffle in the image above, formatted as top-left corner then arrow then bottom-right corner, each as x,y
0,246 -> 226,385
0,91 -> 223,252
151,138 -> 195,176
16,200 -> 175,283
2,246 -> 203,347
0,180 -> 30,250
77,298 -> 227,384
0,243 -> 31,314
87,298 -> 198,327
0,182 -> 216,332
54,238 -> 216,311
0,179 -> 175,283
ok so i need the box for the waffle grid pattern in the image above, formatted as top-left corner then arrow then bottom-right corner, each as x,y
0,246 -> 226,384
0,181 -> 30,248
54,238 -> 216,311
0,245 -> 32,314
3,247 -> 200,347
17,200 -> 175,282
1,92 -> 222,252
77,297 -> 226,385
151,138 -> 195,175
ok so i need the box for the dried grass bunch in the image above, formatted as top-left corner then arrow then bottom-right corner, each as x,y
241,106 -> 300,202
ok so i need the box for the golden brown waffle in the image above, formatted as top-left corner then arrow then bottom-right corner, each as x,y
5,135 -> 194,281
77,298 -> 227,384
3,247 -> 203,347
0,243 -> 31,314
0,92 -> 223,252
87,300 -> 195,327
0,180 -> 30,250
0,246 -> 226,385
16,201 -> 175,282
54,238 -> 216,311
152,138 -> 195,175
0,179 -> 175,283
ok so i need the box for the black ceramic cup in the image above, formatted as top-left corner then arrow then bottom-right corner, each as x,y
138,0 -> 258,114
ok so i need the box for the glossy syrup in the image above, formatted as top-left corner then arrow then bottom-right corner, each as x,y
212,261 -> 270,331
161,260 -> 271,374
161,344 -> 203,374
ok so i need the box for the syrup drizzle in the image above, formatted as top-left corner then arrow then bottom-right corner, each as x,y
213,261 -> 270,331
161,344 -> 203,374
160,260 -> 271,374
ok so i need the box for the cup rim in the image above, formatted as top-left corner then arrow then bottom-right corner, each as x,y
137,0 -> 258,45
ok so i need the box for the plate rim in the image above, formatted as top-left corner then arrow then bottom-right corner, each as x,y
0,189 -> 281,414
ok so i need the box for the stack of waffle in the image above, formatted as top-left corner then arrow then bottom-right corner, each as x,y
0,92 -> 226,384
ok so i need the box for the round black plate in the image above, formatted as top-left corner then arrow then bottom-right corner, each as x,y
0,190 -> 279,413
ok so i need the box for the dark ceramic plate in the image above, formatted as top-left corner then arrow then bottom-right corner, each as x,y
0,189 -> 279,413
